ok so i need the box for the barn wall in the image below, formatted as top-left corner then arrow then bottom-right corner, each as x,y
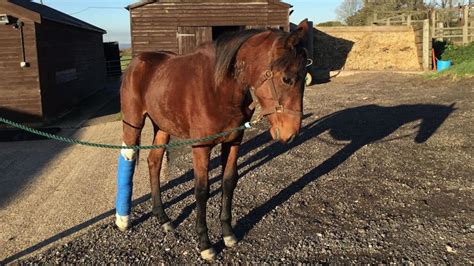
315,26 -> 422,71
36,20 -> 106,119
0,16 -> 42,120
130,2 -> 289,56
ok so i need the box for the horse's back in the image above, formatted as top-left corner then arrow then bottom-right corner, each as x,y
120,51 -> 176,126
123,51 -> 176,84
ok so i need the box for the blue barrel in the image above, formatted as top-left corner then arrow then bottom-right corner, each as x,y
437,60 -> 452,72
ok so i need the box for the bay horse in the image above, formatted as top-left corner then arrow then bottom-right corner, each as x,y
115,20 -> 310,260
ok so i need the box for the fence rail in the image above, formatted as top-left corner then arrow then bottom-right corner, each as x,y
105,58 -> 132,77
373,5 -> 474,45
372,10 -> 429,26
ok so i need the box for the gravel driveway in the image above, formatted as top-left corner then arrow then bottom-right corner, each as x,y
2,73 -> 472,264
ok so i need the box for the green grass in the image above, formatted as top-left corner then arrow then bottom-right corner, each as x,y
120,54 -> 132,71
426,60 -> 474,80
441,42 -> 474,65
426,42 -> 474,80
438,60 -> 474,79
115,112 -> 123,122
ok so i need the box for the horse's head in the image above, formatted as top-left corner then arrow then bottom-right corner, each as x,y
237,20 -> 310,143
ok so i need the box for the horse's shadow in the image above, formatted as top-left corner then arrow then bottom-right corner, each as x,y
230,103 -> 456,240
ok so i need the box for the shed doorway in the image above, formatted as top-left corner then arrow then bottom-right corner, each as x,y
212,26 -> 245,41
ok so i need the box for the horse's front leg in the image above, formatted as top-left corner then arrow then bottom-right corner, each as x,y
220,142 -> 240,248
192,145 -> 216,260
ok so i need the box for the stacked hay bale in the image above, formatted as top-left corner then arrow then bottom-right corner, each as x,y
313,26 -> 422,71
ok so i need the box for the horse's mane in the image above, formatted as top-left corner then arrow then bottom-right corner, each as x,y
214,29 -> 284,86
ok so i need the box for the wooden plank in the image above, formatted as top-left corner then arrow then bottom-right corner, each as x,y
422,19 -> 431,71
463,6 -> 469,44
0,76 -> 39,84
0,88 -> 40,95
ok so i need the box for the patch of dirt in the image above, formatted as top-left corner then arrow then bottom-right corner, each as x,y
17,74 -> 474,264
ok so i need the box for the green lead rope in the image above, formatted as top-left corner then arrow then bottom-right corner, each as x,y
0,117 -> 254,150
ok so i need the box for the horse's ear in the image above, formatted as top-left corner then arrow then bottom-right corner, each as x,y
286,19 -> 309,49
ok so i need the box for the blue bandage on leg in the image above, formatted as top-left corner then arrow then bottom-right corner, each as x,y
115,154 -> 136,216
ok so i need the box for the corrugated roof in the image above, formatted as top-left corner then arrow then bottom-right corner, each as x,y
8,0 -> 106,34
127,0 -> 292,10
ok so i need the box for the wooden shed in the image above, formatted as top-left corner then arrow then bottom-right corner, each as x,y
0,0 -> 106,122
127,0 -> 291,56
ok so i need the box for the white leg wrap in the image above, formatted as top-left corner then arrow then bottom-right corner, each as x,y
115,214 -> 130,232
200,248 -> 217,261
224,235 -> 238,247
121,142 -> 137,161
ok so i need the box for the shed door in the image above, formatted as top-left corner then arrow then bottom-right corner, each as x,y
177,27 -> 212,55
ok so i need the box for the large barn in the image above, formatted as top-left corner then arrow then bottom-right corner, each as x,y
0,0 -> 106,122
127,0 -> 291,56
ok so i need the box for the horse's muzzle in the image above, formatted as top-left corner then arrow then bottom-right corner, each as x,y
271,127 -> 298,144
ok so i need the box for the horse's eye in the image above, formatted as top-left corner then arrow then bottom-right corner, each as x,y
282,76 -> 294,85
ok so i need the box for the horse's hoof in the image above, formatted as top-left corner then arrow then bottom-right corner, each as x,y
223,235 -> 238,247
200,248 -> 217,261
161,222 -> 175,232
115,214 -> 130,232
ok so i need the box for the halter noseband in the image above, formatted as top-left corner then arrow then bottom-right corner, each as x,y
248,70 -> 303,121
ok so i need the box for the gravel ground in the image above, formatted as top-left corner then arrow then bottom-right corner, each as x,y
16,73 -> 474,264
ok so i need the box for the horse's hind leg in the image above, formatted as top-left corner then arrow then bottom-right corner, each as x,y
147,126 -> 173,232
115,116 -> 144,231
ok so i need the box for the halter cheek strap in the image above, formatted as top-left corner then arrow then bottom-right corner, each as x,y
249,70 -> 303,121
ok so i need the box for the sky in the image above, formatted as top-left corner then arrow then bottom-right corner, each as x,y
32,0 -> 342,45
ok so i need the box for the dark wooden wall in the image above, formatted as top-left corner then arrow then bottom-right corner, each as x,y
0,16 -> 42,120
130,1 -> 289,56
36,20 -> 106,119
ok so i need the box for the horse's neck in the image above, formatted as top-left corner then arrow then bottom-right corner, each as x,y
218,75 -> 249,107
185,47 -> 250,113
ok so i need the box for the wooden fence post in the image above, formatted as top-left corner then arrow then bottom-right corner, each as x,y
423,19 -> 432,71
463,6 -> 469,44
471,21 -> 474,43
431,9 -> 437,37
437,22 -> 445,41
407,14 -> 412,26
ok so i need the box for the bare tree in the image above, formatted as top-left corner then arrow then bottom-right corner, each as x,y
426,0 -> 467,7
336,0 -> 364,22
